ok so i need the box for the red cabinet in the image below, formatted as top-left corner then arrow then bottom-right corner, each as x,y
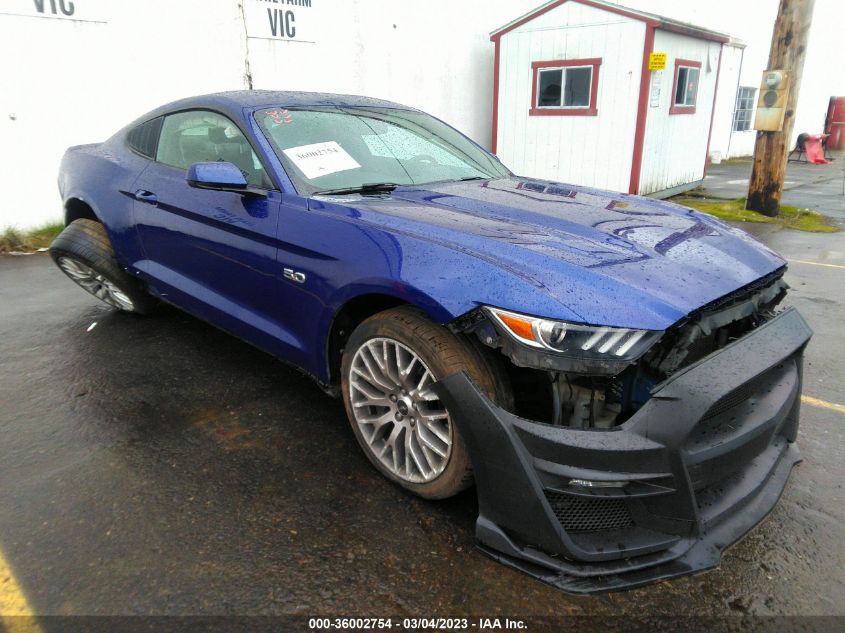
825,96 -> 845,150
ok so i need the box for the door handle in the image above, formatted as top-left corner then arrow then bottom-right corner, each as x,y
134,189 -> 158,205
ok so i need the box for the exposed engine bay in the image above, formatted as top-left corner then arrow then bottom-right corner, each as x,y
452,269 -> 789,429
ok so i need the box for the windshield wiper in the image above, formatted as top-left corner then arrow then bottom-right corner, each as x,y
315,182 -> 400,196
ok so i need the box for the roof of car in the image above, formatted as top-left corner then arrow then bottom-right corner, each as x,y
118,90 -> 420,141
151,90 -> 413,116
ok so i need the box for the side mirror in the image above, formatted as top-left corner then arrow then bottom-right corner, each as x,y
186,162 -> 266,196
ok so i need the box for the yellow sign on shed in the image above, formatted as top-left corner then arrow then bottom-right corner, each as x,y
648,52 -> 667,71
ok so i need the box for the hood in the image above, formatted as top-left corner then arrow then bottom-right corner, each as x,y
318,177 -> 786,330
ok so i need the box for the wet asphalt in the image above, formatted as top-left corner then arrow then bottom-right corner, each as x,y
0,225 -> 843,621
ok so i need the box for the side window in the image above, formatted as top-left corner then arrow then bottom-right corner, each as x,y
126,117 -> 163,159
155,111 -> 267,187
733,86 -> 757,131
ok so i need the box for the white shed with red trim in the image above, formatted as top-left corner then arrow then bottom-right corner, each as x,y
490,0 -> 732,197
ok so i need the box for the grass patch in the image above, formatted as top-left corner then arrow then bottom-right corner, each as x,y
718,156 -> 753,165
0,221 -> 64,254
672,197 -> 839,233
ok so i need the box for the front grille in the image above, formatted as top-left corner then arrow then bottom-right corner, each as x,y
700,368 -> 776,423
685,360 -> 794,489
701,382 -> 759,422
686,360 -> 791,456
544,491 -> 634,532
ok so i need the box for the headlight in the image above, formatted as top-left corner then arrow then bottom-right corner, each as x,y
485,307 -> 662,361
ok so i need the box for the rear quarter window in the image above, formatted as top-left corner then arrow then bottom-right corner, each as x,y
126,117 -> 163,159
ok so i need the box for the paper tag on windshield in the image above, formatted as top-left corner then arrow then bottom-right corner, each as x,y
282,142 -> 361,179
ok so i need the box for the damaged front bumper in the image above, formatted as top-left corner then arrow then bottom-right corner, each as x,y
432,307 -> 812,593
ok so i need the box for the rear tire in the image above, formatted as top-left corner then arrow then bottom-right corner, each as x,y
50,219 -> 157,314
341,305 -> 511,499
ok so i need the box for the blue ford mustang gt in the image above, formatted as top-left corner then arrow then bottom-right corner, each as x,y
51,90 -> 812,592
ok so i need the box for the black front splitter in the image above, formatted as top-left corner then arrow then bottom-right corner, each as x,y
477,442 -> 799,594
432,307 -> 812,593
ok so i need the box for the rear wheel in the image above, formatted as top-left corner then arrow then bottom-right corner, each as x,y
341,306 -> 510,499
50,219 -> 157,314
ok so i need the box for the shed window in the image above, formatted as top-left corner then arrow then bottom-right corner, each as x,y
733,86 -> 756,131
538,67 -> 591,107
670,59 -> 701,114
530,58 -> 601,116
675,67 -> 699,105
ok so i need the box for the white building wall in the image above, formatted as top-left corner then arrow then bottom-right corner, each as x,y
607,0 -> 845,150
724,44 -> 763,160
495,2 -> 645,192
725,125 -> 759,159
2,0 -> 842,232
638,30 -> 721,195
0,0 -> 543,230
709,44 -> 739,159
0,0 -> 248,231
710,44 -> 759,160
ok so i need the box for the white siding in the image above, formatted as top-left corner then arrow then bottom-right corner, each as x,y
495,2 -> 645,192
725,126 -> 757,159
708,44 -> 742,160
708,44 -> 757,159
0,0 -> 544,230
0,0 -> 247,230
637,30 -> 721,195
245,1 -> 543,151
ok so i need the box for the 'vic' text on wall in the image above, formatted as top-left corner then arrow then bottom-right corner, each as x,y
34,0 -> 75,17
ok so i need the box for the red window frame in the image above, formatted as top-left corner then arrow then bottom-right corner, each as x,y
529,58 -> 601,116
669,58 -> 702,115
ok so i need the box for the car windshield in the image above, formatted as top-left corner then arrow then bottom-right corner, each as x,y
254,106 -> 509,195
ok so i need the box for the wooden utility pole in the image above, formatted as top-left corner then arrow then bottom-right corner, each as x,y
747,0 -> 815,216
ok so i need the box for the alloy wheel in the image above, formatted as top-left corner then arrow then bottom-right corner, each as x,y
57,256 -> 135,311
348,337 -> 452,483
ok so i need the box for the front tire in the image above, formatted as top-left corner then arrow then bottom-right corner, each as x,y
341,306 -> 510,499
50,219 -> 157,314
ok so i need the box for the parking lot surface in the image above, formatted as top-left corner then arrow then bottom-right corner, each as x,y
0,224 -> 843,625
703,157 -> 845,220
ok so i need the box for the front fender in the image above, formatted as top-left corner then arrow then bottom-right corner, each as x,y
307,229 -> 585,385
